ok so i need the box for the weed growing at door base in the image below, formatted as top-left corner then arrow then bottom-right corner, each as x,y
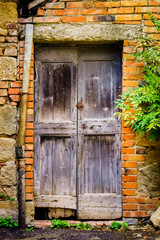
50,219 -> 93,230
0,215 -> 18,227
109,221 -> 128,230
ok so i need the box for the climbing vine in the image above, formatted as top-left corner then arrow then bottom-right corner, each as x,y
115,13 -> 160,141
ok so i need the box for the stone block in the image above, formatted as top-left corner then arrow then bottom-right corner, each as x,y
0,186 -> 17,200
138,163 -> 160,198
0,105 -> 17,135
0,57 -> 17,80
0,161 -> 17,186
0,28 -> 7,36
34,23 -> 143,43
150,206 -> 160,229
26,201 -> 35,224
0,201 -> 18,221
0,3 -> 18,26
0,138 -> 16,162
136,132 -> 160,147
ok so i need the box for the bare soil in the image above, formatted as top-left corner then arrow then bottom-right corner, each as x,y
0,227 -> 160,240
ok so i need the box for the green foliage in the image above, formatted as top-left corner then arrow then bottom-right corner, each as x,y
115,13 -> 160,141
0,215 -> 18,228
50,219 -> 71,229
109,221 -> 128,230
25,226 -> 35,231
50,219 -> 94,230
0,193 -> 15,201
72,222 -> 93,230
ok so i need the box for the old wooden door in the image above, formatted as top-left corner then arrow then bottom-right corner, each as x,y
34,45 -> 122,219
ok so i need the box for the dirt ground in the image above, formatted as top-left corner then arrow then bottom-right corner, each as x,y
0,227 -> 160,240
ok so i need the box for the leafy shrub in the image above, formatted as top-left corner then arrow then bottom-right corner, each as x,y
115,13 -> 160,141
50,219 -> 71,229
0,215 -> 18,228
72,222 -> 93,230
109,221 -> 128,230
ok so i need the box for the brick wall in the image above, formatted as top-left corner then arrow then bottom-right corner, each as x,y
0,0 -> 159,222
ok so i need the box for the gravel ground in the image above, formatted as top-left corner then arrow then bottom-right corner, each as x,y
0,226 -> 160,240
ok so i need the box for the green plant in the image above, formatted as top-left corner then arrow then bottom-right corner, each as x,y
115,13 -> 160,141
0,215 -> 18,228
109,221 -> 128,230
50,219 -> 71,229
0,193 -> 15,201
72,222 -> 93,230
25,226 -> 35,231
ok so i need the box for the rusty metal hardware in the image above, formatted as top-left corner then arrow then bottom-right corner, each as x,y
77,101 -> 84,111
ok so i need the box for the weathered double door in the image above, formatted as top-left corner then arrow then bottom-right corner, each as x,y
34,45 -> 122,219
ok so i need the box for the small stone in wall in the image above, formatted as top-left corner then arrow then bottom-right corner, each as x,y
0,161 -> 17,186
0,105 -> 17,135
0,138 -> 16,163
150,206 -> 160,229
0,57 -> 17,81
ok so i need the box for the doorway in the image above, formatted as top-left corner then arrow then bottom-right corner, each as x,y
34,45 -> 122,219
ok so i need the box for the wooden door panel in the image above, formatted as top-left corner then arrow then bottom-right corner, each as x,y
78,45 -> 122,219
34,47 -> 77,211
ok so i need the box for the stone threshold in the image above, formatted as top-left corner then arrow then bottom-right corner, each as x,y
34,220 -> 124,228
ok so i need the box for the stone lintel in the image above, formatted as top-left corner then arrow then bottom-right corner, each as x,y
33,23 -> 143,43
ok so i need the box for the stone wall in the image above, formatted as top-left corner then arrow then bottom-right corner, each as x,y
0,1 -> 18,221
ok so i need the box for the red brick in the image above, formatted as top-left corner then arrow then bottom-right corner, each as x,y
25,179 -> 34,186
26,123 -> 34,129
67,2 -> 93,8
25,165 -> 33,172
19,17 -> 33,23
108,7 -> 134,14
11,102 -> 17,106
139,204 -> 156,210
122,148 -> 135,154
33,17 -> 59,23
0,89 -> 7,96
123,81 -> 137,87
25,137 -> 33,143
4,47 -> 17,56
123,176 -> 137,182
121,0 -> 148,6
115,15 -> 142,21
25,158 -> 34,164
9,95 -> 20,102
121,134 -> 135,141
123,190 -> 136,196
124,168 -> 137,175
19,41 -> 25,47
149,0 -> 160,5
123,60 -> 144,67
124,204 -> 138,210
28,102 -> 33,108
122,162 -> 137,168
123,197 -> 152,204
25,172 -> 33,178
147,34 -> 160,40
25,144 -> 33,151
25,193 -> 33,200
122,141 -> 135,147
123,182 -> 137,189
123,154 -> 146,161
94,2 -> 120,8
53,9 -> 79,15
25,151 -> 33,158
123,67 -> 137,74
136,6 -> 160,13
61,16 -> 87,23
144,26 -> 158,33
8,88 -> 20,94
81,9 -> 107,15
124,46 -> 136,54
37,9 -> 44,16
11,82 -> 22,88
123,74 -> 143,80
124,211 -> 148,218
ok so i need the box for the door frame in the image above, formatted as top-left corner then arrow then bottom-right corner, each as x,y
34,43 -> 123,219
